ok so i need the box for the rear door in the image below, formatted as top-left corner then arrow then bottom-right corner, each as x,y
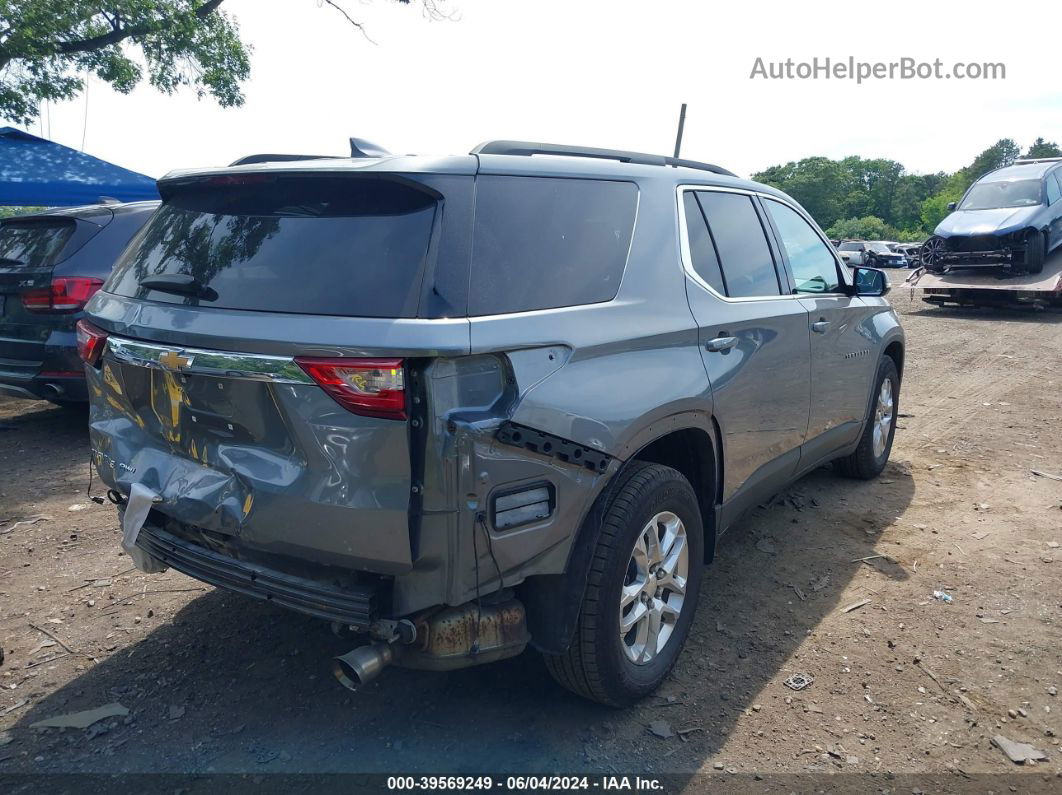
760,196 -> 877,463
90,172 -> 473,575
680,187 -> 811,522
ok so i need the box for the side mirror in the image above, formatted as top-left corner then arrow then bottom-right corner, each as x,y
852,266 -> 890,297
946,201 -> 957,211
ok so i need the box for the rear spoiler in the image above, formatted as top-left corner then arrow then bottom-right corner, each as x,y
230,138 -> 392,167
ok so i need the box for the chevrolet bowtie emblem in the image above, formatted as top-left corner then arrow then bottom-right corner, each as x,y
159,350 -> 193,371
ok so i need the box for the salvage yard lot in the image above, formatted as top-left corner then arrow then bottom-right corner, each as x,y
1,297 -> 1061,781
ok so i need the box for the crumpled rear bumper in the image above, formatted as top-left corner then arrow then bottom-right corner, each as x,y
137,523 -> 382,629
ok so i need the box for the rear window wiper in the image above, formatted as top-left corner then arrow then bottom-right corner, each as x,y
140,274 -> 217,301
0,257 -> 26,267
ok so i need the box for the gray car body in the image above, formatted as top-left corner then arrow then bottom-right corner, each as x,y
85,151 -> 904,652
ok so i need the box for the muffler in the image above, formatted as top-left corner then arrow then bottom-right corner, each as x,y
332,642 -> 397,692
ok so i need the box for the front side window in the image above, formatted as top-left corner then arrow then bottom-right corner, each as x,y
764,199 -> 841,294
468,176 -> 638,315
1047,173 -> 1061,205
695,192 -> 781,298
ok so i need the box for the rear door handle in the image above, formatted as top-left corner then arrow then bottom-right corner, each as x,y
811,320 -> 831,334
706,336 -> 738,353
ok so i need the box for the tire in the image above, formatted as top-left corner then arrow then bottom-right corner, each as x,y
542,462 -> 704,706
1023,231 -> 1045,275
835,356 -> 899,480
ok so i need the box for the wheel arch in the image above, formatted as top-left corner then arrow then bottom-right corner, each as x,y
519,420 -> 721,655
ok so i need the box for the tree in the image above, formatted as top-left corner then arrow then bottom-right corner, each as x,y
1024,137 -> 1062,159
0,1 -> 441,125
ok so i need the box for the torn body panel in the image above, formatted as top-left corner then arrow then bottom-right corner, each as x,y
87,346 -> 414,576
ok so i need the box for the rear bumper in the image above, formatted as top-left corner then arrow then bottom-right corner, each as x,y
0,329 -> 87,402
136,524 -> 382,629
0,371 -> 87,401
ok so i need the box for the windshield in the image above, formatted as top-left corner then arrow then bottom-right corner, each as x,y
959,179 -> 1043,210
866,242 -> 892,253
838,242 -> 861,251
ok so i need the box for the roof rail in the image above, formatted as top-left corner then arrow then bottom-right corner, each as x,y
229,153 -> 335,166
1014,157 -> 1062,165
471,140 -> 737,178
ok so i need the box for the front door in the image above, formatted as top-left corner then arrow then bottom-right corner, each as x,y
679,188 -> 811,523
760,197 -> 878,464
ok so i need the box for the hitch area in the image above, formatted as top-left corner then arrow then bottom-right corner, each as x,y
332,593 -> 529,692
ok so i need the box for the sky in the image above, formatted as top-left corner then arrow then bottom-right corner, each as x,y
19,0 -> 1062,180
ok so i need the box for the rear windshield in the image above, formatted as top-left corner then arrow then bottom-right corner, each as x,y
468,176 -> 638,315
0,219 -> 75,269
107,175 -> 437,317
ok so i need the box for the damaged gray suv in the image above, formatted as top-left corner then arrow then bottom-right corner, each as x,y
80,140 -> 904,706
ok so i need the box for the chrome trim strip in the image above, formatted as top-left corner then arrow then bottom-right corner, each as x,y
106,336 -> 314,384
676,185 -> 849,303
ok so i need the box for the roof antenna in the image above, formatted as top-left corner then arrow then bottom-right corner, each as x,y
349,137 -> 391,158
672,103 -> 687,161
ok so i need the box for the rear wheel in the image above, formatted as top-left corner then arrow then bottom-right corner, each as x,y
542,462 -> 703,706
1023,230 -> 1045,275
835,356 -> 899,480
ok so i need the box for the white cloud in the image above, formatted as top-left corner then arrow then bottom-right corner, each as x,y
28,0 -> 1062,180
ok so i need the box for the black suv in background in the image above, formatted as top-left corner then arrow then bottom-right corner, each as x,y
0,201 -> 157,404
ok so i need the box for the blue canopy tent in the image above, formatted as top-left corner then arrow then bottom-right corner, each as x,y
0,127 -> 160,206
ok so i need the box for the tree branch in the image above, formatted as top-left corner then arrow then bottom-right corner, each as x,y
321,0 -> 377,44
55,0 -> 226,56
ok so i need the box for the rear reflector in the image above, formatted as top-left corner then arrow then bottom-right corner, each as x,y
22,277 -> 104,313
76,320 -> 108,367
295,357 -> 406,420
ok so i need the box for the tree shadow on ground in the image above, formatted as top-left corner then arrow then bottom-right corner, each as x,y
7,459 -> 916,779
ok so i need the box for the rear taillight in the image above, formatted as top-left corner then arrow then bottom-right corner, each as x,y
22,277 -> 104,313
295,357 -> 406,420
76,320 -> 108,367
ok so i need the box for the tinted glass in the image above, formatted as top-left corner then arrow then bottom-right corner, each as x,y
108,176 -> 437,317
1047,173 -> 1061,204
764,199 -> 840,294
682,192 -> 726,294
468,176 -> 637,315
960,179 -> 1043,210
0,219 -> 75,269
696,192 -> 780,298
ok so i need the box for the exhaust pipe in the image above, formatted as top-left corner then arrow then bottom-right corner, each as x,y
43,383 -> 64,399
332,642 -> 396,692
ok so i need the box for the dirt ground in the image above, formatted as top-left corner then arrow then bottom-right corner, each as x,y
1,293 -> 1061,787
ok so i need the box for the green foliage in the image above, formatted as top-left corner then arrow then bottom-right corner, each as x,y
824,215 -> 924,243
755,137 -> 1058,239
0,205 -> 46,218
0,1 -> 250,125
1024,137 -> 1062,159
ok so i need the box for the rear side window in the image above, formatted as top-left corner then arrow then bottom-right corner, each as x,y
108,176 -> 437,317
0,219 -> 75,269
468,176 -> 637,316
682,192 -> 727,295
695,192 -> 781,298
